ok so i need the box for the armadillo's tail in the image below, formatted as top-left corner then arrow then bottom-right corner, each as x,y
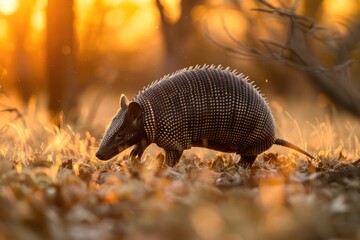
274,138 -> 315,159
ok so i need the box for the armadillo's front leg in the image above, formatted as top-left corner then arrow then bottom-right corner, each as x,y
164,150 -> 182,167
130,144 -> 145,159
235,155 -> 257,169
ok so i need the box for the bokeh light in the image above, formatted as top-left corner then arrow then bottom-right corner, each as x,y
0,0 -> 18,16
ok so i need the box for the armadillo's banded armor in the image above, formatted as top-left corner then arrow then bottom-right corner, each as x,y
133,66 -> 276,163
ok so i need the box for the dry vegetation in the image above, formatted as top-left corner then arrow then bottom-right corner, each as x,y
0,102 -> 359,240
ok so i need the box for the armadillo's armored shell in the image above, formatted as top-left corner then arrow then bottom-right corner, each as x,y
133,65 -> 276,156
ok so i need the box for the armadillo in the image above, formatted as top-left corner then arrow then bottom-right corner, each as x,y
96,65 -> 314,168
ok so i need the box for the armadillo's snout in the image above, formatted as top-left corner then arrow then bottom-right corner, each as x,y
96,146 -> 120,160
95,150 -> 111,160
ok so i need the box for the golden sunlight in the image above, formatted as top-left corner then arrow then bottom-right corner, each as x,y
0,19 -> 8,39
0,0 -> 18,15
31,0 -> 46,32
203,7 -> 247,44
323,0 -> 358,18
107,2 -> 159,52
321,0 -> 359,33
31,11 -> 46,31
161,0 -> 181,23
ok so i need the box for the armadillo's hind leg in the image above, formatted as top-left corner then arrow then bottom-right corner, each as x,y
235,155 -> 257,169
164,150 -> 183,167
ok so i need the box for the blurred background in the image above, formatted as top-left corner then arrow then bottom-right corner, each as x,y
0,0 -> 359,129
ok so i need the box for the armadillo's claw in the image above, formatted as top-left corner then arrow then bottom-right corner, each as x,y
164,150 -> 182,167
235,155 -> 257,169
130,144 -> 144,159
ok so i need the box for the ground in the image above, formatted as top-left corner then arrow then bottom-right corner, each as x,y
0,107 -> 359,240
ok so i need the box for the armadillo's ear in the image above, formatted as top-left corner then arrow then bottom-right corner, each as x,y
128,102 -> 142,121
120,94 -> 129,108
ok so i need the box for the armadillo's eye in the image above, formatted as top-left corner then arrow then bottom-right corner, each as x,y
116,133 -> 122,139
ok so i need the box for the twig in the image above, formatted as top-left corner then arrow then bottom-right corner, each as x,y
207,0 -> 360,117
0,107 -> 27,128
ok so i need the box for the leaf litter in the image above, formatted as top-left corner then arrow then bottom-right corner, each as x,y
0,111 -> 359,240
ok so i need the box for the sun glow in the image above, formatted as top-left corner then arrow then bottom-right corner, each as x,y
0,19 -> 7,38
31,11 -> 46,31
0,0 -> 358,55
322,0 -> 358,18
0,0 -> 18,15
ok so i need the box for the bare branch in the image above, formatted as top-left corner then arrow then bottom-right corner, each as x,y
0,107 -> 27,128
207,0 -> 360,117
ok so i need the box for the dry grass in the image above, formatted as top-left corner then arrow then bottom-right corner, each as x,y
0,101 -> 359,240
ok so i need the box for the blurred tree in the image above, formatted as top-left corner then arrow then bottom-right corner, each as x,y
10,0 -> 34,103
210,0 -> 360,118
46,0 -> 78,125
155,0 -> 204,72
303,0 -> 323,19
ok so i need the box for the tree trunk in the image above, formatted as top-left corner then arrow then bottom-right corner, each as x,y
11,0 -> 34,103
46,0 -> 77,126
155,0 -> 203,72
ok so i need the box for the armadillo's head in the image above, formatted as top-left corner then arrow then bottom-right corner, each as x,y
96,95 -> 145,160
